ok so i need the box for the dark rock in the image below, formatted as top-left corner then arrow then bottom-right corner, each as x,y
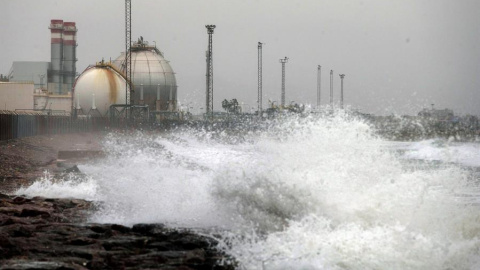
0,259 -> 88,270
64,165 -> 81,174
110,224 -> 131,233
0,195 -> 236,269
0,233 -> 15,248
0,224 -> 35,238
89,225 -> 111,234
12,197 -> 30,204
19,207 -> 51,218
132,223 -> 165,235
185,248 -> 206,264
173,234 -> 212,250
67,237 -> 97,246
146,240 -> 174,251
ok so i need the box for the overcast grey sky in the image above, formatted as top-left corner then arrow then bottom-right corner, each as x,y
1,0 -> 479,115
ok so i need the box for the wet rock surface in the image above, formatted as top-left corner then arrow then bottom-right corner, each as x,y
0,194 -> 235,270
0,134 -> 236,269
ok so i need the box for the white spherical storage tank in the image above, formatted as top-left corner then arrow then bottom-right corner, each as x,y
113,38 -> 177,111
73,63 -> 127,116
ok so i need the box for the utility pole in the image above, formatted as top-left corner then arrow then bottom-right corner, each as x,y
205,25 -> 216,118
339,74 -> 345,109
330,70 -> 333,106
125,0 -> 132,106
279,57 -> 288,107
258,42 -> 263,116
317,65 -> 321,108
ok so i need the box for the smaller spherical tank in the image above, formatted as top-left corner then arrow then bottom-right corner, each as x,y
73,64 -> 127,116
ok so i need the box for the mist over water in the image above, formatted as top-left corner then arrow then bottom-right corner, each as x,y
16,112 -> 480,269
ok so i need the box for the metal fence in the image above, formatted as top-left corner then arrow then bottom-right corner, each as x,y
0,111 -> 109,141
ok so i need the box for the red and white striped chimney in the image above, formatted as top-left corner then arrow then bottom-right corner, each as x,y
62,22 -> 77,94
49,19 -> 63,94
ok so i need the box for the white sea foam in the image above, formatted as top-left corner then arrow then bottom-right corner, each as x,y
15,171 -> 98,200
403,139 -> 480,167
15,111 -> 480,269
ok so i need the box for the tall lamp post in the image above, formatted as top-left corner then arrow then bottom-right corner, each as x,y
329,70 -> 333,107
317,65 -> 321,108
258,42 -> 263,116
205,25 -> 216,119
339,74 -> 345,109
279,57 -> 289,107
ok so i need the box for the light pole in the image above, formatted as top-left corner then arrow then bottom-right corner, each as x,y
339,74 -> 345,109
205,25 -> 216,118
258,42 -> 263,116
317,65 -> 321,108
279,57 -> 289,107
330,70 -> 333,107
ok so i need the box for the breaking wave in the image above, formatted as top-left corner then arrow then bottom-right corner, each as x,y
16,111 -> 480,269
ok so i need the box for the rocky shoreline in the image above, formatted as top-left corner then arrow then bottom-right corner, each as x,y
0,133 -> 236,269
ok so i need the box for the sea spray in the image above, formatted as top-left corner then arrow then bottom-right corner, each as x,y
15,111 -> 480,269
15,171 -> 98,200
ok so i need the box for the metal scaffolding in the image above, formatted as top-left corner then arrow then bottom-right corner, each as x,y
279,57 -> 288,107
258,42 -> 263,116
205,25 -> 216,117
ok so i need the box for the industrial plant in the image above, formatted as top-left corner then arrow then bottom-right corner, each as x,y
0,9 -> 183,140
2,1 -> 474,143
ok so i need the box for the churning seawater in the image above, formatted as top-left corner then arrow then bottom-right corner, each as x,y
16,112 -> 480,269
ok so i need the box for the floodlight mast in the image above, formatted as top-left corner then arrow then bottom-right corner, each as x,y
258,42 -> 263,116
317,65 -> 321,108
330,70 -> 333,106
339,74 -> 345,109
205,25 -> 216,118
279,57 -> 288,107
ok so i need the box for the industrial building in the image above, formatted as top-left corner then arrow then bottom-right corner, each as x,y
7,62 -> 49,90
0,19 -> 77,114
6,20 -> 77,96
0,82 -> 34,111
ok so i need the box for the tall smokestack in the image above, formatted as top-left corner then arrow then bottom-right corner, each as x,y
49,19 -> 63,94
62,22 -> 77,94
